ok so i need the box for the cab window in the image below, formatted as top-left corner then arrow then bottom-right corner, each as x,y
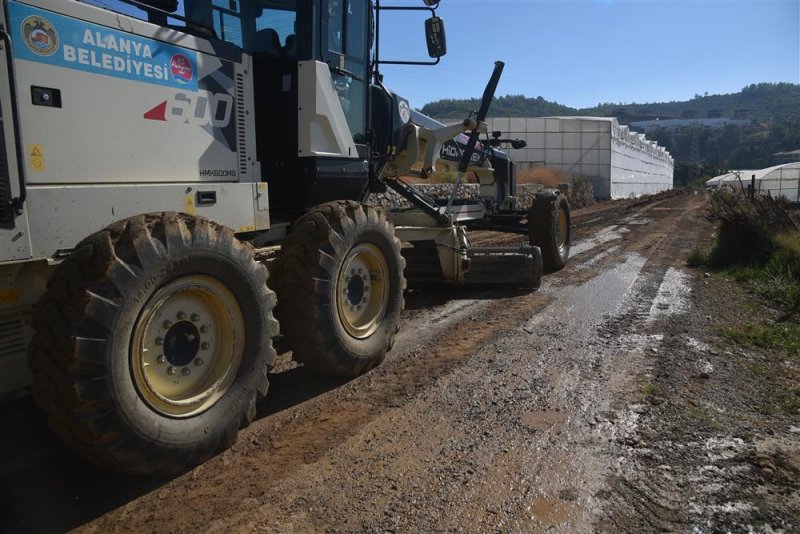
325,0 -> 368,145
250,1 -> 298,56
209,0 -> 243,47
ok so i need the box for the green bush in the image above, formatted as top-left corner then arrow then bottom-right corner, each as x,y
705,190 -> 800,314
760,232 -> 800,312
707,189 -> 787,266
772,232 -> 800,277
686,247 -> 710,268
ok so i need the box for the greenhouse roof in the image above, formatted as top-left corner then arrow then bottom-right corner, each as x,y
708,162 -> 800,185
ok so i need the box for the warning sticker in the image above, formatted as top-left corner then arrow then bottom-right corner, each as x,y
29,144 -> 45,171
184,194 -> 196,215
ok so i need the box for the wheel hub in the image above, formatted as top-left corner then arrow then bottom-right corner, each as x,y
163,321 -> 201,367
336,244 -> 389,339
346,273 -> 366,307
131,275 -> 244,418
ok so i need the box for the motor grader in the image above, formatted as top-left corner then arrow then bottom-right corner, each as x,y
0,0 -> 570,475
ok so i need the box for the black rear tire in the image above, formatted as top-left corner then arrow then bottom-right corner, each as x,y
28,213 -> 278,475
270,201 -> 405,377
529,190 -> 571,271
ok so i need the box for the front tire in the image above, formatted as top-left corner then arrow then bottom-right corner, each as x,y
529,191 -> 571,271
28,213 -> 278,475
271,201 -> 405,377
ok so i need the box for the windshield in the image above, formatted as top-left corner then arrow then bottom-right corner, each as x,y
81,0 -> 299,54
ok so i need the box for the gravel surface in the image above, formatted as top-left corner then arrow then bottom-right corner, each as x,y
1,190 -> 797,532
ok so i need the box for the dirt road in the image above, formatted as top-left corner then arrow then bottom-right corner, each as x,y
2,191 -> 797,532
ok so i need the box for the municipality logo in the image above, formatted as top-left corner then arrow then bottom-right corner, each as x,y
170,53 -> 193,84
21,15 -> 59,57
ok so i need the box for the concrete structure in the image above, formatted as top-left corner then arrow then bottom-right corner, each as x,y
706,163 -> 800,202
480,117 -> 674,200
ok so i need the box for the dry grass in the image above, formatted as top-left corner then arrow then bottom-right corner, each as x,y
516,167 -> 566,188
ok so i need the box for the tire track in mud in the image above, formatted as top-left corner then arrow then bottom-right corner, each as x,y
89,197 -> 694,530
211,195 -> 700,530
455,193 -> 708,532
589,195 -> 714,532
1,192 -> 705,533
84,292 -> 560,532
595,195 -> 799,532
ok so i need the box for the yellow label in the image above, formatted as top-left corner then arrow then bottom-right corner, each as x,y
29,144 -> 45,172
184,194 -> 196,215
0,288 -> 22,305
238,225 -> 255,232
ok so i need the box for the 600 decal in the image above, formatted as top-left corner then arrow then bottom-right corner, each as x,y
144,91 -> 234,129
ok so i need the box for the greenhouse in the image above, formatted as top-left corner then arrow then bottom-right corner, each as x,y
706,163 -> 800,202
482,116 -> 674,199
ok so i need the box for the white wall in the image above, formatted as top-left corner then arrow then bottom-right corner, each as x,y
482,117 -> 673,200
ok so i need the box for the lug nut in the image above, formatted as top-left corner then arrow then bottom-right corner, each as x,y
351,269 -> 356,275
181,367 -> 191,376
194,358 -> 204,366
155,337 -> 163,346
356,305 -> 362,311
357,268 -> 363,274
201,342 -> 210,350
191,314 -> 200,322
157,355 -> 166,364
177,311 -> 187,320
167,366 -> 176,375
364,286 -> 369,292
163,320 -> 172,330
362,298 -> 368,303
200,325 -> 209,334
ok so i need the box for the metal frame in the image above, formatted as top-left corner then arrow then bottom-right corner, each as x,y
372,0 -> 441,71
0,22 -> 26,216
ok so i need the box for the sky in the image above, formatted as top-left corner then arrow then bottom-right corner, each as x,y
376,0 -> 800,109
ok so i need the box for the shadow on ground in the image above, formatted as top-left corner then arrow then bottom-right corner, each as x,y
403,286 -> 532,311
0,285 -> 532,532
0,362 -> 351,533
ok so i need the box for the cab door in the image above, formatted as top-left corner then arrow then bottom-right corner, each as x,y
322,0 -> 369,149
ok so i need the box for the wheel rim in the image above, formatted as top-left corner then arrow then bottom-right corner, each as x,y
131,275 -> 245,418
336,243 -> 390,339
556,206 -> 569,253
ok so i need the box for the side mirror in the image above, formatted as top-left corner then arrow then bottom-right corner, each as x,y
425,16 -> 446,58
423,0 -> 441,6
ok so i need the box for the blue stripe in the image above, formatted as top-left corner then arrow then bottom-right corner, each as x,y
9,1 -> 199,91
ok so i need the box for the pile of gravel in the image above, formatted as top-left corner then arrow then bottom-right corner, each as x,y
367,183 -> 553,209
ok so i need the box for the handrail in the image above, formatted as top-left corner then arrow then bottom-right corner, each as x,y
0,26 -> 26,216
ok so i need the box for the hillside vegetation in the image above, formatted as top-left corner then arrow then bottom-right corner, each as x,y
420,83 -> 800,123
421,83 -> 800,185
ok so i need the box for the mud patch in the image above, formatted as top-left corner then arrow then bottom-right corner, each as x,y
520,409 -> 567,431
528,495 -> 577,526
571,225 -> 631,256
